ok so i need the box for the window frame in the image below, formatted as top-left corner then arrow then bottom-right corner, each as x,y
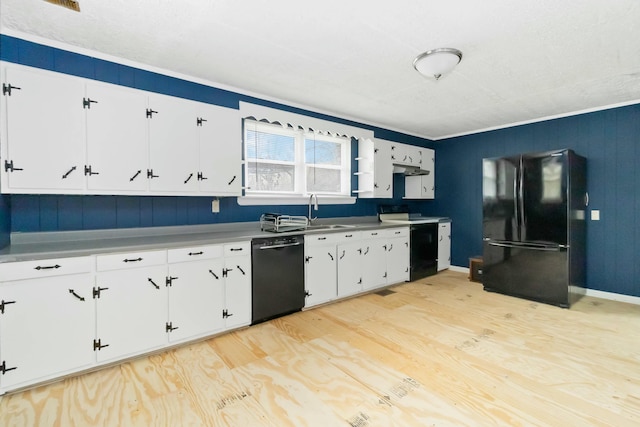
242,119 -> 352,200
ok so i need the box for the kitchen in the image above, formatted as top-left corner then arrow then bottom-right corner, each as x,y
1,1 -> 640,425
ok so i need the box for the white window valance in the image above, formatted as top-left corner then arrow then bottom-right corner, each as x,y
239,101 -> 374,141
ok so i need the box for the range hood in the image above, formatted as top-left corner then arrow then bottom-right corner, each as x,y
392,164 -> 430,176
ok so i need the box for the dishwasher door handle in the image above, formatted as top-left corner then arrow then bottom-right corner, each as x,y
258,242 -> 303,250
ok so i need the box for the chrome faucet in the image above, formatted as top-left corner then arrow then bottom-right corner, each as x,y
308,193 -> 318,223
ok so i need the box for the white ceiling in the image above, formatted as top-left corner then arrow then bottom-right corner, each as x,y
2,0 -> 640,140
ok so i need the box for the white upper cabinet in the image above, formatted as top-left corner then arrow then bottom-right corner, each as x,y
85,81 -> 149,192
197,103 -> 242,195
148,94 -> 200,193
355,138 -> 393,198
404,147 -> 435,199
1,62 -> 242,197
1,65 -> 86,193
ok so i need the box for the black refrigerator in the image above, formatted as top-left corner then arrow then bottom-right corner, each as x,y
482,149 -> 587,308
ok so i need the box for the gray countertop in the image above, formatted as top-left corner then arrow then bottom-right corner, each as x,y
0,216 -> 451,263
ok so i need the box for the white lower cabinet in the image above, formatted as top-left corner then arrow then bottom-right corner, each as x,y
166,245 -> 225,343
221,242 -> 252,329
93,250 -> 168,363
0,258 -> 95,391
304,234 -> 340,308
336,233 -> 363,298
385,228 -> 411,283
438,222 -> 452,271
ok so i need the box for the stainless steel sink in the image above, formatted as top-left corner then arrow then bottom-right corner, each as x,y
306,224 -> 356,230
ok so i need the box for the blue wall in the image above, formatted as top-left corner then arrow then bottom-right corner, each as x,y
0,35 -> 435,233
0,194 -> 9,247
428,105 -> 640,297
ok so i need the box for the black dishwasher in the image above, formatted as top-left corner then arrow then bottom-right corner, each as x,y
251,235 -> 305,324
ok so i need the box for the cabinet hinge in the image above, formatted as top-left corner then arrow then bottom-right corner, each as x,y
0,360 -> 17,375
0,299 -> 16,314
222,309 -> 233,319
2,83 -> 21,96
93,287 -> 109,299
166,322 -> 178,332
197,172 -> 208,181
196,117 -> 207,126
146,108 -> 158,118
84,165 -> 99,176
93,339 -> 109,351
305,290 -> 312,297
166,276 -> 178,286
82,97 -> 98,109
4,160 -> 23,173
147,169 -> 159,179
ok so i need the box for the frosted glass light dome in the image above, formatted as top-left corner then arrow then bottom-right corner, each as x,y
413,48 -> 463,80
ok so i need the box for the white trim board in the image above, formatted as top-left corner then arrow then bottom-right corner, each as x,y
445,266 -> 640,306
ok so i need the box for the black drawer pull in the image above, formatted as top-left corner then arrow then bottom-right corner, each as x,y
124,257 -> 143,263
35,264 -> 61,270
188,251 -> 204,256
230,248 -> 244,252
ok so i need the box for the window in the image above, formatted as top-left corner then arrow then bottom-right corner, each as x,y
244,120 -> 351,198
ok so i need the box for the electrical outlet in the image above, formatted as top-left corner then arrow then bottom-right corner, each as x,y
212,199 -> 220,213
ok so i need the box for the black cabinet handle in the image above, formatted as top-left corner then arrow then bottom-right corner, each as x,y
188,251 -> 203,256
328,252 -> 334,261
230,248 -> 243,252
124,257 -> 143,263
339,250 -> 346,260
228,175 -> 236,185
364,247 -> 370,255
148,278 -> 160,289
184,173 -> 193,184
35,264 -> 61,270
130,170 -> 142,181
209,270 -> 219,279
68,289 -> 85,301
237,265 -> 246,275
62,166 -> 77,179
0,300 -> 16,314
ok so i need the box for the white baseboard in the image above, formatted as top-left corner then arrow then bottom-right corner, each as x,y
446,265 -> 640,306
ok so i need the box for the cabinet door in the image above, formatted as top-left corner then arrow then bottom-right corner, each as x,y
0,274 -> 94,390
304,244 -> 337,307
1,65 -> 85,192
198,104 -> 242,195
94,266 -> 168,363
337,241 -> 363,297
422,148 -> 435,199
386,235 -> 410,284
373,140 -> 393,198
85,81 -> 149,192
361,237 -> 388,290
223,253 -> 252,329
148,94 -> 200,193
167,259 -> 225,342
438,222 -> 451,271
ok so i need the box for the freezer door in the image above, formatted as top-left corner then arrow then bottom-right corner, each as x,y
520,151 -> 568,245
482,240 -> 569,307
482,156 -> 520,241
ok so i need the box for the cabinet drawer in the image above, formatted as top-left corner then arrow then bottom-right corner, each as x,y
363,229 -> 386,239
0,256 -> 92,282
305,233 -> 343,246
167,244 -> 223,263
96,250 -> 166,271
337,231 -> 362,241
224,241 -> 250,257
384,227 -> 410,238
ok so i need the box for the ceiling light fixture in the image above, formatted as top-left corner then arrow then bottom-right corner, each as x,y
413,48 -> 463,80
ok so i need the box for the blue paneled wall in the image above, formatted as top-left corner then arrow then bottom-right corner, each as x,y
428,106 -> 640,297
0,35 -> 434,233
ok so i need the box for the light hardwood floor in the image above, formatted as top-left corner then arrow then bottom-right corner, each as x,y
1,270 -> 639,426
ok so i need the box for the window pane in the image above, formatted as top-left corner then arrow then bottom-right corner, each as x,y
247,163 -> 295,192
305,138 -> 341,165
307,167 -> 341,193
246,130 -> 295,162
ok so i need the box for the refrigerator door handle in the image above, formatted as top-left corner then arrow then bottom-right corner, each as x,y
488,241 -> 564,252
518,156 -> 525,240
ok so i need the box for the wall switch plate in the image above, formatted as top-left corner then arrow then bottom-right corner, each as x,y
591,210 -> 600,221
212,199 -> 220,213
